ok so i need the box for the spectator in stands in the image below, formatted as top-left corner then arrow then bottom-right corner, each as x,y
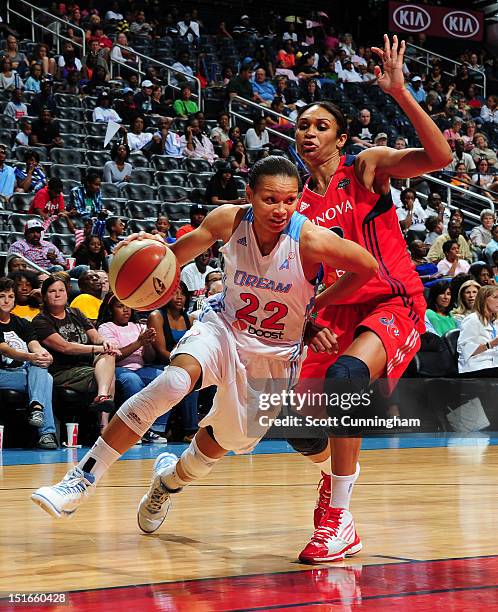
8,219 -> 66,271
349,108 -> 377,149
244,117 -> 270,151
253,46 -> 275,79
0,276 -> 58,449
409,239 -> 440,284
180,251 -> 217,311
396,187 -> 428,235
103,143 -> 132,186
56,42 -> 82,81
73,234 -> 108,273
480,95 -> 498,126
373,132 -> 388,147
30,44 -> 56,78
437,240 -> 471,277
13,119 -> 31,151
451,279 -> 480,327
406,75 -> 426,104
425,215 -> 443,246
205,163 -> 245,206
83,65 -> 108,95
455,64 -> 473,97
96,292 -> 165,443
227,64 -> 254,102
210,112 -> 230,150
123,116 -> 153,153
461,120 -> 477,152
29,108 -> 62,151
229,139 -> 250,175
470,262 -> 494,286
2,35 -> 29,76
133,80 -> 155,114
428,220 -> 472,263
471,133 -> 498,168
24,64 -> 42,93
103,217 -> 126,254
338,58 -> 362,83
171,51 -> 195,87
5,88 -> 28,120
447,139 -> 476,173
150,118 -> 183,158
425,281 -> 458,336
443,118 -> 463,151
457,285 -> 498,375
0,144 -> 16,199
470,209 -> 495,252
471,158 -> 498,192
92,92 -> 122,123
0,56 -> 23,91
190,270 -> 223,315
70,270 -> 103,322
15,150 -> 46,194
28,177 -> 64,221
181,116 -> 217,164
30,79 -> 57,116
176,204 -> 207,240
252,68 -> 276,106
173,85 -> 199,118
68,172 -> 104,219
5,256 -> 27,275
105,1 -> 123,22
130,9 -> 154,38
82,39 -> 110,79
298,79 -> 322,105
33,275 -> 118,423
111,33 -> 137,69
484,224 -> 498,266
9,269 -> 41,321
151,214 -> 176,243
277,40 -> 296,70
115,88 -> 137,125
151,84 -> 173,116
274,76 -> 297,108
177,12 -> 200,43
450,161 -> 472,190
147,282 -> 199,442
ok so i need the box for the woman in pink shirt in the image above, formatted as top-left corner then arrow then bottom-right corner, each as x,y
97,293 -> 166,443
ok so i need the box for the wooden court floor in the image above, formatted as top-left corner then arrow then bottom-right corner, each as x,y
1,443 -> 498,610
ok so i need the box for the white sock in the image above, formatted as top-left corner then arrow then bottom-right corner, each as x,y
312,458 -> 332,476
77,437 -> 121,484
330,463 -> 360,510
162,438 -> 221,490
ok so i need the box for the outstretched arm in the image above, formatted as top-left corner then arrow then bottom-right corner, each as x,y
301,222 -> 379,309
357,35 -> 452,183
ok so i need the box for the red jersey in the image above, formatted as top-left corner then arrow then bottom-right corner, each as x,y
299,154 -> 423,306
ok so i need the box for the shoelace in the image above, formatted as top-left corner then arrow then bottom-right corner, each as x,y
55,468 -> 92,497
313,507 -> 344,544
147,485 -> 169,514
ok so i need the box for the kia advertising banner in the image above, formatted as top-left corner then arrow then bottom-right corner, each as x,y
388,2 -> 484,41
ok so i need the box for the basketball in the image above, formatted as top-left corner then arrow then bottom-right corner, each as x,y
109,239 -> 180,311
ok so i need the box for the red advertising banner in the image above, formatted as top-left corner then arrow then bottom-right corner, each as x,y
388,1 -> 484,42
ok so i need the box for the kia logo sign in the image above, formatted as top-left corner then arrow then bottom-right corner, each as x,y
393,4 -> 431,32
442,11 -> 480,38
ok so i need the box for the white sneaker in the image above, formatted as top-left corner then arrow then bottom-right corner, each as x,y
137,452 -> 181,534
31,467 -> 96,519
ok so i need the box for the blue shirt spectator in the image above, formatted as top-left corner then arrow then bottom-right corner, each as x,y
0,147 -> 16,200
252,68 -> 276,104
67,173 -> 104,218
407,76 -> 426,103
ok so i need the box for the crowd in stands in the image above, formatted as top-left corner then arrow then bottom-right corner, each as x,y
0,3 -> 498,445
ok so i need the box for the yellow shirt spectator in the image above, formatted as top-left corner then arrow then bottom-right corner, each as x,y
70,294 -> 103,322
11,304 -> 41,321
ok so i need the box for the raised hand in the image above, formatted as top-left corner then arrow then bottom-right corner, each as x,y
371,34 -> 406,96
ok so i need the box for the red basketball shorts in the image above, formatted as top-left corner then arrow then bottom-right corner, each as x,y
300,294 -> 426,390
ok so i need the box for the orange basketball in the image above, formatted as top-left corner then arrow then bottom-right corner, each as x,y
109,239 -> 180,311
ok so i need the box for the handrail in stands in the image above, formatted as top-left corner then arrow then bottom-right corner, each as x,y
6,0 -> 86,57
406,43 -> 486,98
228,95 -> 296,144
110,44 -> 203,110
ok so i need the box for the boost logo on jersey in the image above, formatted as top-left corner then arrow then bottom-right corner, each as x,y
248,325 -> 283,340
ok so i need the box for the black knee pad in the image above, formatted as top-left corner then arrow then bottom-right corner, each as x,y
287,436 -> 329,456
324,355 -> 371,426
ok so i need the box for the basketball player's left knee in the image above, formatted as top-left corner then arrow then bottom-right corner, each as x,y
325,355 -> 371,420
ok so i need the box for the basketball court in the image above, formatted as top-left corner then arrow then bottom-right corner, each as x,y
1,435 -> 497,610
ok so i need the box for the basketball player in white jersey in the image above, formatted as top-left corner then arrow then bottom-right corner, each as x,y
31,157 -> 378,539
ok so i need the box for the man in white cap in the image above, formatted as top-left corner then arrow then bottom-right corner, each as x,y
134,80 -> 154,113
373,132 -> 388,147
8,219 -> 66,271
407,75 -> 426,103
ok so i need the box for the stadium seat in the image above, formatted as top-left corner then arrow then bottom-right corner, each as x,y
100,183 -> 122,198
188,173 -> 214,188
183,158 -> 213,173
442,329 -> 460,369
129,169 -> 155,186
127,201 -> 162,219
50,148 -> 86,165
58,107 -> 86,121
154,171 -> 188,186
57,119 -> 83,134
50,233 -> 75,254
163,203 -> 192,220
157,185 -> 189,202
151,155 -> 183,171
122,183 -> 157,201
60,134 -> 86,148
86,151 -> 112,166
85,122 -> 108,137
0,128 -> 13,146
61,179 -> 80,193
129,152 -> 149,168
85,136 -> 106,151
189,188 -> 206,203
82,96 -> 98,109
233,175 -> 247,190
47,218 -> 72,234
127,219 -> 154,233
54,93 -> 81,108
15,146 -> 48,162
50,164 -> 82,181
0,116 -> 17,130
102,200 -> 128,217
9,213 -> 41,233
7,193 -> 34,212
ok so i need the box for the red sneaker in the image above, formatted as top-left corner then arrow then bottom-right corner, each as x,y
299,507 -> 362,564
314,472 -> 331,528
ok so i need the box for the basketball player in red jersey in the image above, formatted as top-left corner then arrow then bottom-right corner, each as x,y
290,35 -> 453,564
